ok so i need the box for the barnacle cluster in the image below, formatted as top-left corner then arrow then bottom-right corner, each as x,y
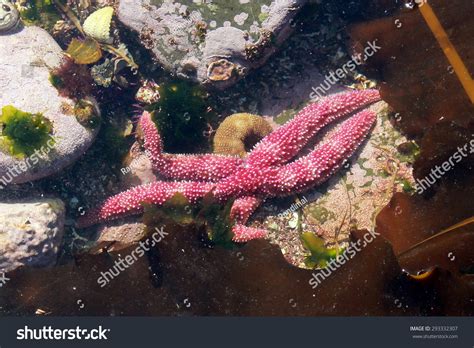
245,29 -> 274,62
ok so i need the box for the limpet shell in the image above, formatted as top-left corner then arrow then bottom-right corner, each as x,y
83,6 -> 114,43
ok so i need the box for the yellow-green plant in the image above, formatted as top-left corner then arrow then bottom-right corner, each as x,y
0,105 -> 54,157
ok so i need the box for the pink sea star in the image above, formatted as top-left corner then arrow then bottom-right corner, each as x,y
77,89 -> 381,242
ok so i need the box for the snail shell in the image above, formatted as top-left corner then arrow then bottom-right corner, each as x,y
0,0 -> 20,33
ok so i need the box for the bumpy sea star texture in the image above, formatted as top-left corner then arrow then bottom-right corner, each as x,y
139,111 -> 243,182
78,90 -> 381,242
261,110 -> 376,195
246,89 -> 381,168
78,181 -> 214,228
213,90 -> 381,200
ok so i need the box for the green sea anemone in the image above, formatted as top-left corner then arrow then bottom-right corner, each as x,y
0,105 -> 54,158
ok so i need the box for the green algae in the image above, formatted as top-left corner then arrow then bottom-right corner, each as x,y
19,0 -> 61,31
0,105 -> 54,158
101,121 -> 130,162
399,178 -> 415,194
147,80 -> 215,153
301,232 -> 343,269
143,192 -> 236,249
274,108 -> 297,125
49,73 -> 63,90
356,157 -> 375,177
396,141 -> 420,164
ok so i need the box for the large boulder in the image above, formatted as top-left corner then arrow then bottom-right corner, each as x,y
118,0 -> 307,89
0,26 -> 99,186
0,199 -> 66,272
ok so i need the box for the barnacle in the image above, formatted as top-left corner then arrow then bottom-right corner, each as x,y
245,29 -> 274,62
213,113 -> 272,157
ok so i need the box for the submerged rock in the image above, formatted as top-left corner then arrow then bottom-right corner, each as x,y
0,199 -> 65,272
118,0 -> 307,89
0,26 -> 99,186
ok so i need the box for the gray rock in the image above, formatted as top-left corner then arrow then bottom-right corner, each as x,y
0,199 -> 65,272
91,219 -> 148,254
0,26 -> 99,186
118,0 -> 307,89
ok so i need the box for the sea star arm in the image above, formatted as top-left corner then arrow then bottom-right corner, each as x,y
232,224 -> 267,243
245,89 -> 380,168
76,181 -> 213,228
230,196 -> 262,224
139,111 -> 243,182
230,196 -> 267,243
214,90 -> 380,200
158,153 -> 244,182
226,106 -> 375,240
262,110 -> 377,196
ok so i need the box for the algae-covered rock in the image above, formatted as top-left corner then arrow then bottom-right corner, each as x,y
0,198 -> 65,272
0,26 -> 99,186
118,0 -> 307,89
